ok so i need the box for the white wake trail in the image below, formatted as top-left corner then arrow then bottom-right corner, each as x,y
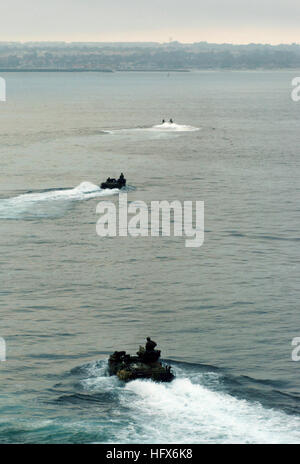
106,122 -> 200,135
149,122 -> 200,132
0,182 -> 119,219
120,377 -> 300,444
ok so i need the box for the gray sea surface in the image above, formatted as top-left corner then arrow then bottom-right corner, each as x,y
0,70 -> 300,443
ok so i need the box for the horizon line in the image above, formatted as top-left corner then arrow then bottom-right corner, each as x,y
1,40 -> 300,46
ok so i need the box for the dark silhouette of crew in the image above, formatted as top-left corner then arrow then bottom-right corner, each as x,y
118,172 -> 126,187
169,118 -> 174,123
162,119 -> 165,124
146,337 -> 157,352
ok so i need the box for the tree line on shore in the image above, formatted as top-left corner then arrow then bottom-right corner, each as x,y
0,41 -> 299,70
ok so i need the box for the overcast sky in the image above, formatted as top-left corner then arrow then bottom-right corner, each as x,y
1,0 -> 300,44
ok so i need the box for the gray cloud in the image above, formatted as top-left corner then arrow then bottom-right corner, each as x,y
1,0 -> 299,43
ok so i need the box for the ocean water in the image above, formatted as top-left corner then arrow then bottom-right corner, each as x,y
0,70 -> 300,443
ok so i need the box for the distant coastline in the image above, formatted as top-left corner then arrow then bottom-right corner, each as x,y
0,68 -> 114,72
1,68 -> 299,73
1,41 -> 300,71
0,68 -> 190,72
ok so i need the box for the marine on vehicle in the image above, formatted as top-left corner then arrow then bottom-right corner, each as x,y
101,173 -> 126,189
108,338 -> 174,382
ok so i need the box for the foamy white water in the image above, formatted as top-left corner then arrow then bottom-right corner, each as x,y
81,361 -> 300,444
122,378 -> 300,444
149,122 -> 200,132
0,182 -> 119,219
106,122 -> 200,135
